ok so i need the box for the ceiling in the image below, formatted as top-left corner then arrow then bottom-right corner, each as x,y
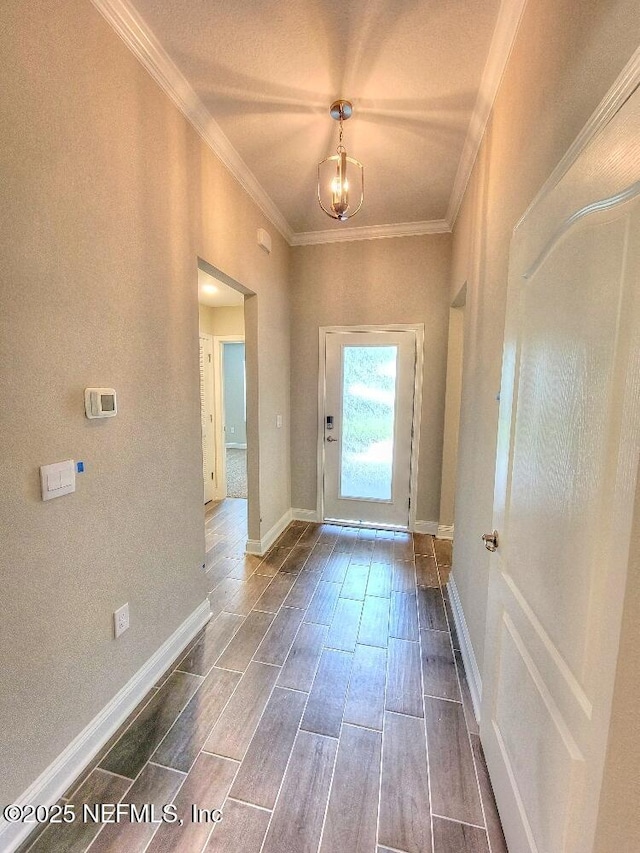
198,268 -> 245,307
103,0 -> 514,240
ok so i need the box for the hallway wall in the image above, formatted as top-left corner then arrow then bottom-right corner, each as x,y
0,0 -> 290,808
449,0 -> 640,682
198,304 -> 245,338
290,234 -> 452,525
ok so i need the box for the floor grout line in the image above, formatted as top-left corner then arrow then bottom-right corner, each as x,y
48,515 -> 503,853
435,549 -> 490,840
225,796 -> 273,814
376,572 -> 391,851
415,545 -> 436,853
146,759 -> 187,775
432,812 -> 488,831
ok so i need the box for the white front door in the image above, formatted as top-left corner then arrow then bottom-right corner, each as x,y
481,88 -> 640,852
321,327 -> 421,527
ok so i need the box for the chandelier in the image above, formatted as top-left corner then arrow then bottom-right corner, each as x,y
317,100 -> 364,221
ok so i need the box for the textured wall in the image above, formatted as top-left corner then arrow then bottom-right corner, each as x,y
439,305 -> 464,528
449,0 -> 640,677
198,304 -> 245,338
0,0 -> 290,806
290,235 -> 452,523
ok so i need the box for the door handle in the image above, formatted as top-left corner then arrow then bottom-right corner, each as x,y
326,435 -> 338,442
482,530 -> 499,552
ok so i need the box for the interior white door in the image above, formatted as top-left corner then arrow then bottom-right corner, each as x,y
199,334 -> 215,503
481,89 -> 640,853
322,328 -> 419,527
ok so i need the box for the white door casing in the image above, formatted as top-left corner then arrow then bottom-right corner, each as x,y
212,335 -> 245,500
481,83 -> 640,853
199,334 -> 215,503
319,326 -> 424,528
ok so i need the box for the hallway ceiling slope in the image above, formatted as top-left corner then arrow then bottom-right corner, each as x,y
92,0 -> 527,243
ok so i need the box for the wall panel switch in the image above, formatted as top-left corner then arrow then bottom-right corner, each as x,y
40,460 -> 76,501
276,414 -> 283,428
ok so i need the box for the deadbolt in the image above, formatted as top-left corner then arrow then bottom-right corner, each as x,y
482,530 -> 499,552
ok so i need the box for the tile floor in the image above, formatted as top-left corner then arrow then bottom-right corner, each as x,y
20,498 -> 508,853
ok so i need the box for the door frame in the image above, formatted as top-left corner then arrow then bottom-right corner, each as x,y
200,332 -> 216,502
212,334 -> 246,500
317,324 -> 425,530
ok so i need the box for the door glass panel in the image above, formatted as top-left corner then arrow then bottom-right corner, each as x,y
340,345 -> 397,500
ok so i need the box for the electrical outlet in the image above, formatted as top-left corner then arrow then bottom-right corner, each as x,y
114,603 -> 129,638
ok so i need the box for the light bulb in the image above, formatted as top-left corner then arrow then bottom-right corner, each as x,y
331,177 -> 349,194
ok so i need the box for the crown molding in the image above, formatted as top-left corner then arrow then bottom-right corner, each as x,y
290,219 -> 452,246
446,0 -> 529,226
90,0 -> 294,243
91,0 -> 527,246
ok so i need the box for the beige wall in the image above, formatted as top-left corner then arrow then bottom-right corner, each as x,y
198,304 -> 245,337
290,235 -> 452,523
0,0 -> 290,807
439,302 -> 465,528
449,0 -> 640,679
593,472 -> 640,853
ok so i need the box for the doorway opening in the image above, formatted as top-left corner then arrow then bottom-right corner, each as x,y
198,260 -> 254,552
318,324 -> 424,530
218,338 -> 247,499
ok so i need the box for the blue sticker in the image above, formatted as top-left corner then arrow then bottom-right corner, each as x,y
76,461 -> 85,473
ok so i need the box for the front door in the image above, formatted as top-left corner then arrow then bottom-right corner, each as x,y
321,327 -> 421,527
481,88 -> 640,852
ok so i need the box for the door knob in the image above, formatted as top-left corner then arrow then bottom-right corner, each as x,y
482,530 -> 499,552
326,436 -> 338,442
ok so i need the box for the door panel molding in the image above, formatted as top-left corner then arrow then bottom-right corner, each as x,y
501,572 -> 593,720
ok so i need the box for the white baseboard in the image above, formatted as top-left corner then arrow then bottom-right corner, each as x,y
225,442 -> 247,450
1,599 -> 211,853
246,508 -> 293,556
413,519 -> 439,535
292,508 -> 320,523
448,575 -> 482,722
437,523 -> 455,540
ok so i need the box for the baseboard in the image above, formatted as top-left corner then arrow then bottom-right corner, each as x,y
225,442 -> 247,450
448,575 -> 482,722
437,523 -> 455,540
246,508 -> 293,556
413,519 -> 439,535
1,599 -> 211,853
292,508 -> 320,523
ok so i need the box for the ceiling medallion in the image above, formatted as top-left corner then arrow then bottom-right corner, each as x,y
317,99 -> 364,222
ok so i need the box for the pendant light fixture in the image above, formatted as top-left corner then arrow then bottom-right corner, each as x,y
317,99 -> 364,221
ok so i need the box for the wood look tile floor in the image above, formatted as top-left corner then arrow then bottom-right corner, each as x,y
22,498 -> 508,853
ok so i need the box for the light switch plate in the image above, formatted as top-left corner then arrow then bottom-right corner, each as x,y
40,460 -> 76,501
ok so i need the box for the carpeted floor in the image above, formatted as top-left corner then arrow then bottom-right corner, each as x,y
226,447 -> 248,498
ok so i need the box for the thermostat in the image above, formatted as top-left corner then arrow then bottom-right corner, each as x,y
85,388 -> 117,419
